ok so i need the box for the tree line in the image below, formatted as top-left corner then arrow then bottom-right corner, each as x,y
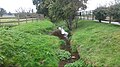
93,1 -> 120,23
0,8 -> 7,17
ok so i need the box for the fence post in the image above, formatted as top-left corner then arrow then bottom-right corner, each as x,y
26,15 -> 28,23
17,14 -> 20,25
92,10 -> 94,20
0,18 -> 1,25
32,9 -> 34,22
32,17 -> 33,22
86,11 -> 89,20
109,16 -> 112,24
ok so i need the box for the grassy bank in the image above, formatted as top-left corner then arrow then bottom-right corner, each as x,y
71,20 -> 120,67
0,20 -> 61,67
12,20 -> 55,34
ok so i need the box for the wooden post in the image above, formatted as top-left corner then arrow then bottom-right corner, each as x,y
36,15 -> 38,22
26,15 -> 27,23
90,10 -> 92,20
81,12 -> 83,20
79,12 -> 81,20
86,11 -> 89,20
83,11 -> 85,20
92,11 -> 94,20
109,16 -> 112,24
32,9 -> 33,22
17,14 -> 20,25
0,18 -> 1,25
37,14 -> 39,22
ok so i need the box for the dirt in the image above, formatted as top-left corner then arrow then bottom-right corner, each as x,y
59,39 -> 80,67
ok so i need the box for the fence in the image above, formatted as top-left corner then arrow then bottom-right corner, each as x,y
78,10 -> 95,20
0,14 -> 44,27
0,10 -> 94,26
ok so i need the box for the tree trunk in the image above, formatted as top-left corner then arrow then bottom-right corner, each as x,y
17,14 -> 20,25
75,17 -> 79,29
109,16 -> 111,24
68,16 -> 73,31
99,19 -> 101,22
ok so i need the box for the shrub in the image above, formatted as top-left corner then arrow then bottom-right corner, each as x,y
56,50 -> 71,60
65,59 -> 92,67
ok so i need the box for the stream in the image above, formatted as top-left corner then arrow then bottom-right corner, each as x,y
58,38 -> 80,67
51,29 -> 80,67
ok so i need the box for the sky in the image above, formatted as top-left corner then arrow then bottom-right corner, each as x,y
86,0 -> 114,10
0,0 -> 115,13
0,0 -> 36,13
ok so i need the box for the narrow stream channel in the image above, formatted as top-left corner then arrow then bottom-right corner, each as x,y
58,38 -> 80,67
51,29 -> 80,67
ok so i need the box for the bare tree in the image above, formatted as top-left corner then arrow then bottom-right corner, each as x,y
107,1 -> 115,23
15,7 -> 33,24
0,8 -> 7,17
115,0 -> 120,4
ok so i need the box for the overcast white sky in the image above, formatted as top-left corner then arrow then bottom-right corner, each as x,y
86,0 -> 114,10
0,0 -> 36,13
0,0 -> 115,13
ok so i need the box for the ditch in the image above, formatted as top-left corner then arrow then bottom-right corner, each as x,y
58,37 -> 80,67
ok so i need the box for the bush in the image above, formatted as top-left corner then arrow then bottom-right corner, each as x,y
56,50 -> 71,60
65,59 -> 92,67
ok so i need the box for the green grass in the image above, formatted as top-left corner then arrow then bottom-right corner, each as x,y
0,20 -> 61,67
12,19 -> 55,34
71,20 -> 120,67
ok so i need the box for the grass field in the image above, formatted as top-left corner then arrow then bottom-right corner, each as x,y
0,20 -> 63,67
71,20 -> 120,67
